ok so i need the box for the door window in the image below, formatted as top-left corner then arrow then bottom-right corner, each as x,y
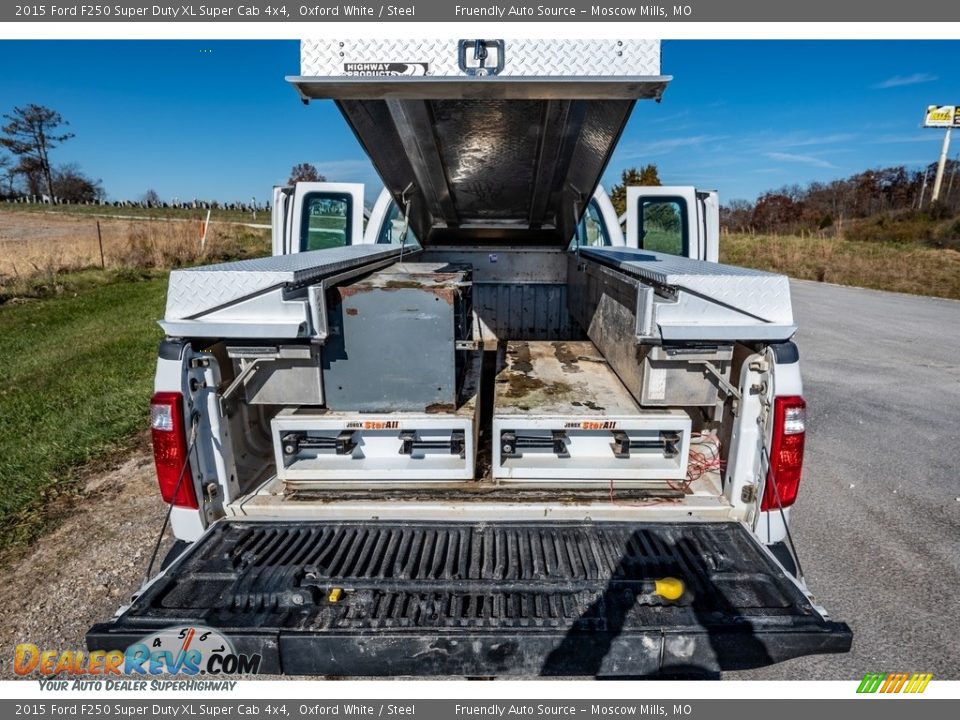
569,200 -> 611,249
639,197 -> 688,256
300,193 -> 352,251
376,201 -> 421,247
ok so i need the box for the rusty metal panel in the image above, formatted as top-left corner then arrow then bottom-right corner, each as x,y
321,263 -> 472,411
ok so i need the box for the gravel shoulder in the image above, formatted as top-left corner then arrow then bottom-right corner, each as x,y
0,450 -> 171,680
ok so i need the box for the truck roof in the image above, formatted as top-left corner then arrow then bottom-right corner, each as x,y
288,39 -> 671,247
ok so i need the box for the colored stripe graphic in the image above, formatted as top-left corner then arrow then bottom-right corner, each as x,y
857,673 -> 885,693
907,674 -> 933,693
857,672 -> 932,694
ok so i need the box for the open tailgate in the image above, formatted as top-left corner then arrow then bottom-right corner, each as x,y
88,520 -> 851,677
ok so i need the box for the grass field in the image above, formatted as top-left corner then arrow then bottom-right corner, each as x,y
0,273 -> 168,550
0,207 -> 270,551
0,212 -> 268,301
721,233 -> 960,300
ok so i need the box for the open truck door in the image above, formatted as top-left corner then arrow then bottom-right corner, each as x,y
625,186 -> 719,262
271,182 -> 366,255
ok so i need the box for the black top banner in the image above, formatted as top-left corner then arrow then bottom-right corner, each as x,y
5,0 -> 960,22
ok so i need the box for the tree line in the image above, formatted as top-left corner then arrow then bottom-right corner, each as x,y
720,162 -> 960,235
610,161 -> 960,237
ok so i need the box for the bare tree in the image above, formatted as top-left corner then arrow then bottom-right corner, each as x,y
288,163 -> 326,184
52,163 -> 103,203
1,104 -> 75,200
142,189 -> 161,206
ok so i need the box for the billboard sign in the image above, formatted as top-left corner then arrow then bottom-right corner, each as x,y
923,105 -> 960,127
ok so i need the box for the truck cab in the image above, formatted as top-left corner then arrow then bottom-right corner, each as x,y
89,39 -> 850,677
271,182 -> 719,259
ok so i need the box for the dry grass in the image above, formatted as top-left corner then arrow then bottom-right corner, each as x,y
721,232 -> 960,300
0,211 -> 267,298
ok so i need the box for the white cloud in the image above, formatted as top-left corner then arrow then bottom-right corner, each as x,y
314,158 -> 379,183
871,134 -> 939,144
764,152 -> 838,169
619,134 -> 727,159
872,73 -> 938,89
779,133 -> 857,147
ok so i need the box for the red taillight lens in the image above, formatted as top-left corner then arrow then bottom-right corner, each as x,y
150,391 -> 198,509
761,396 -> 806,511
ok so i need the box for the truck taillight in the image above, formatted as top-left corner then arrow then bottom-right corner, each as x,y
150,391 -> 198,509
761,396 -> 806,511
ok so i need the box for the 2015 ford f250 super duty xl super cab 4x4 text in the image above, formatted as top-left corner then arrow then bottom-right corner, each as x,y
87,39 -> 852,677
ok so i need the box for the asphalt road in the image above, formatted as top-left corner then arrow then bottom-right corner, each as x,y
729,280 -> 960,680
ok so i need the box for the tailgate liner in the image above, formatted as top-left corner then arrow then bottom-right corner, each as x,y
88,520 -> 851,676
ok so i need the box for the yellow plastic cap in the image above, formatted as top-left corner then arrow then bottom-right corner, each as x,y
328,587 -> 343,603
653,577 -> 685,601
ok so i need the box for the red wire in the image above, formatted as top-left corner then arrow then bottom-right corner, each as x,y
608,432 -> 724,507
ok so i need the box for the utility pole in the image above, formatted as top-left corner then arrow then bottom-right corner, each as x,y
918,167 -> 930,209
947,153 -> 958,202
932,127 -> 953,204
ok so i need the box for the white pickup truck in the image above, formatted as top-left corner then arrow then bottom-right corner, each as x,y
88,39 -> 851,677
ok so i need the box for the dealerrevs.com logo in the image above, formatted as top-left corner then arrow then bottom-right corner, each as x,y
15,626 -> 261,688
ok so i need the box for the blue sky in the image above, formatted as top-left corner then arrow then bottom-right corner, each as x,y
0,40 -> 956,205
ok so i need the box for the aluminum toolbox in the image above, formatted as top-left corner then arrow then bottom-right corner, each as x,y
289,39 -> 670,247
160,244 -> 408,339
570,247 -> 797,346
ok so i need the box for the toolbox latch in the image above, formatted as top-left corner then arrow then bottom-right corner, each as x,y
458,39 -> 505,76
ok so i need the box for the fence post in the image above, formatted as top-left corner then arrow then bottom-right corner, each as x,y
200,209 -> 211,252
96,221 -> 105,269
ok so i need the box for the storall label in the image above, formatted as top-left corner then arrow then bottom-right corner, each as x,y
343,62 -> 429,76
564,421 -> 618,430
346,420 -> 400,430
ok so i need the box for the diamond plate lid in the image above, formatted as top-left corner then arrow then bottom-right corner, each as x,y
164,245 -> 405,321
581,246 -> 795,326
289,40 -> 670,247
300,39 -> 660,78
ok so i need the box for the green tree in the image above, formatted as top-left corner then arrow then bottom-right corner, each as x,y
1,104 -> 74,200
609,164 -> 661,216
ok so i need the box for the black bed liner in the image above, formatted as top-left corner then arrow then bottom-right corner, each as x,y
87,520 -> 851,677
